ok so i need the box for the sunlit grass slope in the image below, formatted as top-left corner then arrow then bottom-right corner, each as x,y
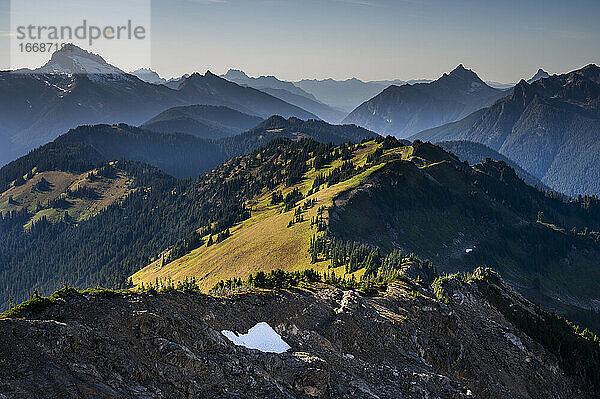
0,162 -> 134,228
131,141 -> 410,291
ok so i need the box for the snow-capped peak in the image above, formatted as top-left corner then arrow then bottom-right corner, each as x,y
527,69 -> 550,84
33,45 -> 125,75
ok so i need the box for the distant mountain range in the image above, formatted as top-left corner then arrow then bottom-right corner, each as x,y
0,46 -> 319,167
343,65 -> 508,138
0,53 -> 177,166
485,81 -> 516,89
221,69 -> 347,123
1,44 -> 587,198
411,64 -> 600,196
141,105 -> 263,139
1,116 -> 375,183
176,71 -> 317,120
128,68 -> 189,89
295,77 -> 423,113
485,68 -> 550,89
129,68 -> 167,85
222,69 -> 318,100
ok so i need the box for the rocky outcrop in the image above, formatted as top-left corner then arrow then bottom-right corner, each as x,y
0,275 -> 594,398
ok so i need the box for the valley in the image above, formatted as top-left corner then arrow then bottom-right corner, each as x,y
0,12 -> 599,395
128,137 -> 600,332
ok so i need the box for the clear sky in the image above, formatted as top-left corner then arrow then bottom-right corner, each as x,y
1,0 -> 599,83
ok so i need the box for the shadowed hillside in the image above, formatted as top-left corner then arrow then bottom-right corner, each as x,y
412,64 -> 600,196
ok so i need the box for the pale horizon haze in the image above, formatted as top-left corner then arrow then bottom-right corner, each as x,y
0,0 -> 598,83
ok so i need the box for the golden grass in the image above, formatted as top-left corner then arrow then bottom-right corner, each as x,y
131,141 -> 398,292
0,165 -> 134,228
0,171 -> 77,214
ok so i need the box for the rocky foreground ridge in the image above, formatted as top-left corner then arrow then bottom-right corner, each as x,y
0,269 -> 598,398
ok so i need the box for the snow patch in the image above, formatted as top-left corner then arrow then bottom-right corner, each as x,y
71,55 -> 121,74
222,322 -> 291,353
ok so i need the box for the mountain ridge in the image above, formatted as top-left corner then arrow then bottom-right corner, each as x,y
2,267 -> 597,398
295,76 -> 410,113
437,140 -> 548,189
222,69 -> 319,101
129,137 -> 600,332
221,69 -> 347,122
342,65 -> 508,138
528,68 -> 550,83
141,105 -> 263,139
130,67 -> 167,85
0,46 -> 319,167
178,71 -> 318,120
411,64 -> 600,195
1,116 -> 375,187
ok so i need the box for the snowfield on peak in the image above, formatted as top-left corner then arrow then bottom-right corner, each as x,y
70,55 -> 123,74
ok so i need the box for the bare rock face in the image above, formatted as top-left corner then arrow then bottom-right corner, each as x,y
0,277 -> 593,398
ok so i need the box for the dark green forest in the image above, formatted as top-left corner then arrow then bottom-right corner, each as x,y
0,137 -> 351,308
329,141 -> 600,330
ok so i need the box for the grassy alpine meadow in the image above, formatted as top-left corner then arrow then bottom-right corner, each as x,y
0,162 -> 135,228
131,140 -> 397,291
